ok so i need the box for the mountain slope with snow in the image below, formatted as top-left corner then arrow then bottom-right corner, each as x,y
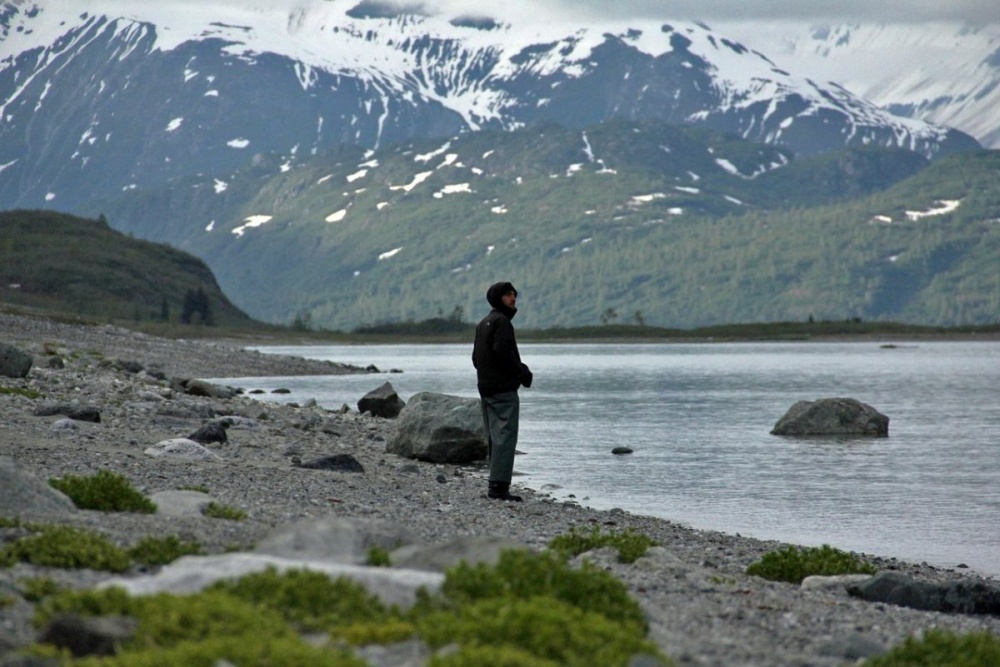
0,0 -> 979,214
715,20 -> 1000,149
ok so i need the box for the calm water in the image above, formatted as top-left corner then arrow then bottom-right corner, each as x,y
212,341 -> 1000,577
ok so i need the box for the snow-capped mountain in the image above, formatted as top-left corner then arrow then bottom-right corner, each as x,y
714,20 -> 1000,149
0,0 -> 979,214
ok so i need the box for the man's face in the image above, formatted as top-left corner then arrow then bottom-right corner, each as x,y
501,290 -> 517,309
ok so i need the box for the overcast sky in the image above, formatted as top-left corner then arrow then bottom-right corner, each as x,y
554,0 -> 1000,24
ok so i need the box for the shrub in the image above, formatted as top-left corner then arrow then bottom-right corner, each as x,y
866,629 -> 1000,666
67,635 -> 368,666
2,525 -> 131,572
201,502 -> 246,521
549,526 -> 659,563
48,470 -> 157,514
128,536 -> 202,566
20,576 -> 62,602
208,567 -> 394,632
417,596 -> 665,667
334,618 -> 416,646
365,546 -> 391,567
0,386 -> 43,399
746,544 -> 876,584
433,549 -> 647,631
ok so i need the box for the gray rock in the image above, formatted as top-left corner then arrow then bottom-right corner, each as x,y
148,489 -> 215,517
144,438 -> 223,462
187,421 -> 228,444
182,379 -> 238,399
0,455 -> 77,514
389,536 -> 530,572
358,381 -> 405,418
771,397 -> 889,436
0,343 -> 32,378
39,614 -> 137,658
294,454 -> 365,473
386,392 -> 487,463
255,517 -> 414,564
848,571 -> 1000,614
50,418 -> 79,432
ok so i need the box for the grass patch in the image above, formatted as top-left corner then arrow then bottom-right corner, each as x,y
866,629 -> 1000,666
20,577 -> 63,602
0,525 -> 130,572
0,386 -> 44,399
746,544 -> 877,584
365,546 -> 392,567
548,526 -> 659,564
27,549 -> 671,666
128,536 -> 203,567
201,502 -> 247,521
48,470 -> 157,514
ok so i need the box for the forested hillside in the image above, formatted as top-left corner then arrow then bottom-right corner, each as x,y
0,210 -> 254,328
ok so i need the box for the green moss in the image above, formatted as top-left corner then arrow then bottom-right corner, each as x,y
418,596 -> 665,667
2,525 -> 131,572
0,593 -> 15,608
746,544 -> 877,584
334,618 -> 416,646
20,576 -> 63,602
866,629 -> 1000,666
209,566 -> 394,632
72,635 -> 367,666
548,526 -> 659,564
365,546 -> 391,567
0,386 -> 44,399
177,485 -> 210,493
48,470 -> 157,514
201,502 -> 246,521
127,536 -> 202,567
435,549 -> 647,631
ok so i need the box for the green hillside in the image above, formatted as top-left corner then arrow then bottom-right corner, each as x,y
80,120 -> 999,330
0,210 -> 255,329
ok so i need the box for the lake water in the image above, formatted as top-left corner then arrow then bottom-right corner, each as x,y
212,341 -> 1000,578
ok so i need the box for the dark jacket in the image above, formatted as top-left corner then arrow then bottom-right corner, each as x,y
473,282 -> 532,396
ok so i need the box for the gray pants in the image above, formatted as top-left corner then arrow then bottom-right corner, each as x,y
480,390 -> 519,484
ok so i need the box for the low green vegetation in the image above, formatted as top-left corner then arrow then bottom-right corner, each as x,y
0,525 -> 131,572
0,386 -> 44,399
48,470 -> 157,514
365,546 -> 392,567
201,502 -> 247,521
27,550 -> 670,666
865,629 -> 1000,666
745,544 -> 877,584
127,536 -> 203,567
19,577 -> 63,603
548,525 -> 659,564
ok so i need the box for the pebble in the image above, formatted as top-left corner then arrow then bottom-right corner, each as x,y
1,312 -> 999,665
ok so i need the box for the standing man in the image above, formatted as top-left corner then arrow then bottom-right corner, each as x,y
473,281 -> 533,501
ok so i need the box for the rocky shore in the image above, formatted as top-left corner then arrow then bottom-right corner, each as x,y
1,312 -> 999,666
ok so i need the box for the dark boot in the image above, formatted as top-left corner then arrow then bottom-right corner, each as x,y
487,481 -> 522,502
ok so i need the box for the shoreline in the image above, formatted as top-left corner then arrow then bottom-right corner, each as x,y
2,311 -> 999,665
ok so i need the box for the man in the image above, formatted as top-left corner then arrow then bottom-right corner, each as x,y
472,281 -> 533,501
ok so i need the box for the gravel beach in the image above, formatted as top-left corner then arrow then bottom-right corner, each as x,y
1,312 -> 998,666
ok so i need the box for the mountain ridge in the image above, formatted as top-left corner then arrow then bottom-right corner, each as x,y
0,0 -> 979,215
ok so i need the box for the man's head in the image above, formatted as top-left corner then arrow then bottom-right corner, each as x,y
486,281 -> 518,310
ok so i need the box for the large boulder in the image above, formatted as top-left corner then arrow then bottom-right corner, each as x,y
848,572 -> 1000,615
357,381 -> 405,418
0,343 -> 33,378
386,392 -> 486,463
771,397 -> 889,436
0,455 -> 78,514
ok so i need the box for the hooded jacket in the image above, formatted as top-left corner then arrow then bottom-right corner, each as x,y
472,282 -> 532,396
